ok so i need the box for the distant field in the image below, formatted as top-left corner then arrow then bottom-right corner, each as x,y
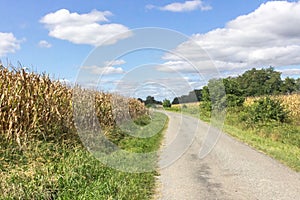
171,102 -> 200,107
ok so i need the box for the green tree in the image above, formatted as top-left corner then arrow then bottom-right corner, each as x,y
223,77 -> 245,107
207,78 -> 226,111
145,96 -> 155,106
223,77 -> 241,96
200,86 -> 212,115
172,97 -> 179,104
200,79 -> 226,115
296,78 -> 300,92
201,86 -> 210,102
162,99 -> 171,108
281,77 -> 296,94
237,67 -> 282,96
264,67 -> 282,95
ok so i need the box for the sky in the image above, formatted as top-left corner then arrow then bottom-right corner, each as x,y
1,0 -> 300,100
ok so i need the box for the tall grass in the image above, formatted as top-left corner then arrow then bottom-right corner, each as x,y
0,66 -> 147,146
0,66 -> 165,199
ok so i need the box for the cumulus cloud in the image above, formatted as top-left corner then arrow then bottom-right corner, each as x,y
156,60 -> 200,73
0,32 -> 21,56
147,0 -> 211,12
59,78 -> 73,86
82,65 -> 125,75
40,9 -> 131,46
82,59 -> 126,75
278,68 -> 300,76
158,1 -> 300,74
104,59 -> 126,66
114,77 -> 194,100
38,40 -> 52,48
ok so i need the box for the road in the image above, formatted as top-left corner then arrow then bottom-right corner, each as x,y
156,111 -> 300,200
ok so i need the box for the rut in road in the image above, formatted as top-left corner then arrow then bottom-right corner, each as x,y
156,111 -> 300,200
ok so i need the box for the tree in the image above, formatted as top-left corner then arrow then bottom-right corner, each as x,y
237,67 -> 282,96
200,86 -> 212,117
223,77 -> 245,107
223,77 -> 242,96
172,97 -> 179,104
145,96 -> 155,105
137,98 -> 144,103
189,89 -> 202,101
171,89 -> 202,104
296,78 -> 300,92
162,99 -> 171,108
281,77 -> 296,94
207,78 -> 226,111
201,86 -> 210,102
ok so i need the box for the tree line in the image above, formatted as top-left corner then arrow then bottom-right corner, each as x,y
172,67 -> 300,106
138,67 -> 300,108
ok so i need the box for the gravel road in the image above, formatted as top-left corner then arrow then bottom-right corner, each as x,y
156,111 -> 300,200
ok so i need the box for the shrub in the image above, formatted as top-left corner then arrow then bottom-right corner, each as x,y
162,99 -> 171,108
133,115 -> 151,126
200,101 -> 212,118
245,94 -> 300,123
247,97 -> 289,123
226,94 -> 245,107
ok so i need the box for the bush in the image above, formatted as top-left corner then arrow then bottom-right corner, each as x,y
133,115 -> 151,126
226,94 -> 245,107
200,101 -> 212,118
162,99 -> 171,108
247,97 -> 289,123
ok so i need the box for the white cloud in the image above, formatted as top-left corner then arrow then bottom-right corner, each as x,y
113,77 -> 194,100
147,0 -> 211,12
82,65 -> 125,75
59,78 -> 73,86
0,32 -> 21,56
38,40 -> 52,48
158,1 -> 300,74
81,59 -> 126,75
40,9 -> 132,46
104,59 -> 126,66
157,60 -> 198,73
278,68 -> 300,76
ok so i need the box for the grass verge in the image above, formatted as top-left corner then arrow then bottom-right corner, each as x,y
165,104 -> 300,172
223,123 -> 300,172
0,112 -> 168,199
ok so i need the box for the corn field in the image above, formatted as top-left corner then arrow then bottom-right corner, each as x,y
245,94 -> 300,121
0,67 -> 147,146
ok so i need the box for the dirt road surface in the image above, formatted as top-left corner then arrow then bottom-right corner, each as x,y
156,111 -> 300,200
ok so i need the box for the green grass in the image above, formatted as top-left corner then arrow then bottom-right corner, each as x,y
0,112 -> 168,199
119,112 -> 168,153
223,123 -> 300,171
166,104 -> 300,172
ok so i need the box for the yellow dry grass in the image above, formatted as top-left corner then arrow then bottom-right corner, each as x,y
172,102 -> 200,108
0,67 -> 147,146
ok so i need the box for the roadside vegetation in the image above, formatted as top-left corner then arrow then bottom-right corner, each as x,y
0,66 -> 167,199
166,67 -> 300,171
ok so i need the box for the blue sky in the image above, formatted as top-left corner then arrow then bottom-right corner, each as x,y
1,0 -> 300,100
